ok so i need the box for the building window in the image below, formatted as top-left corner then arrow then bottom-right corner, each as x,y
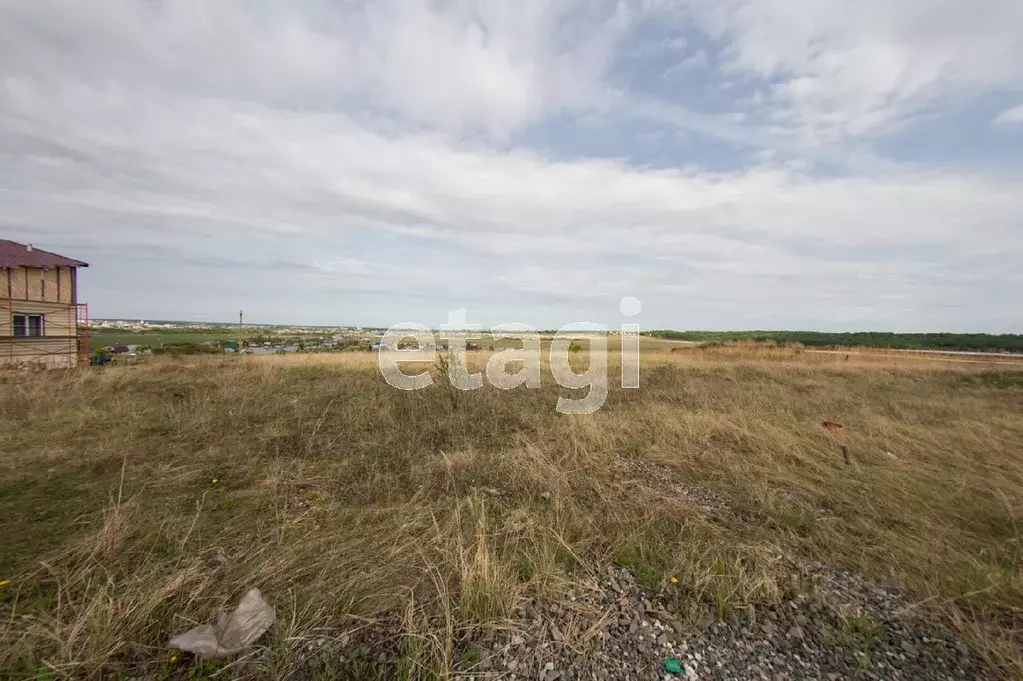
13,314 -> 44,337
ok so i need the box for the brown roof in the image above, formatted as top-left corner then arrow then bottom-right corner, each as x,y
0,240 -> 89,268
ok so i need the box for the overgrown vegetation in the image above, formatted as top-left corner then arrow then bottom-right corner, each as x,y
646,330 -> 1023,352
1,350 -> 1021,678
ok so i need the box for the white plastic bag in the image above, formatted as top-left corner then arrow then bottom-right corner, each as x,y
170,588 -> 275,659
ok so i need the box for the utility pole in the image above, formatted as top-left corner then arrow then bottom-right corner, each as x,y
239,309 -> 243,327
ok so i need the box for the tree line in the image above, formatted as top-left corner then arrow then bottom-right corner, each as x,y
645,330 -> 1023,353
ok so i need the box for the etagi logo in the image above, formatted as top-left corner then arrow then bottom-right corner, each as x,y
378,297 -> 642,414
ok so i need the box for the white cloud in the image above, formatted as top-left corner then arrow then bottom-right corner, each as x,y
0,0 -> 633,137
679,0 -> 1023,142
994,104 -> 1023,124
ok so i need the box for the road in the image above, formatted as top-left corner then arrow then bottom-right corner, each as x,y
808,348 -> 1023,365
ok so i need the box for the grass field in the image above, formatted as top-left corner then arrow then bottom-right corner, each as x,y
1,346 -> 1021,678
86,328 -> 322,352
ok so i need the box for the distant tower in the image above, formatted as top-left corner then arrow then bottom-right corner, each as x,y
239,309 -> 243,327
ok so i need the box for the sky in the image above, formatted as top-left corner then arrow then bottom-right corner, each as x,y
1,0 -> 1022,332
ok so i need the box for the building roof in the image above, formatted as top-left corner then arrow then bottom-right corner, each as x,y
0,240 -> 89,268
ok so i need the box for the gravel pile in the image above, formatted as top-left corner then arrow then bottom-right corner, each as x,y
471,566 -> 691,680
281,557 -> 988,681
622,458 -> 746,523
274,458 -> 991,680
449,460 -> 989,679
459,564 -> 986,681
287,565 -> 988,680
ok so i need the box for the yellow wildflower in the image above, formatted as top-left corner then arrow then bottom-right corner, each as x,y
670,576 -> 679,584
0,579 -> 10,587
211,478 -> 218,484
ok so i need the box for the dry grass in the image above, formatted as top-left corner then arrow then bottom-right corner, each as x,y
1,348 -> 1021,679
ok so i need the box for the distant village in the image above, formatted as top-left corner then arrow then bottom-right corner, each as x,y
86,319 -> 469,362
88,319 -> 390,361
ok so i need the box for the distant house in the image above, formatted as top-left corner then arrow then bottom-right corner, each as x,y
0,240 -> 89,368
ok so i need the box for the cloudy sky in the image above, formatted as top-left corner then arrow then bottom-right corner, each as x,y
2,0 -> 1022,331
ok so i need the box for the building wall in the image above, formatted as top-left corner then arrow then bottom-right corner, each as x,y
42,267 -> 58,302
1,266 -> 76,305
1,266 -> 81,368
0,299 -> 79,337
60,267 -> 74,303
0,333 -> 78,368
7,267 -> 27,299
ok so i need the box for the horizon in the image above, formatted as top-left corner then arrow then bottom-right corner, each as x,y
89,317 -> 1023,337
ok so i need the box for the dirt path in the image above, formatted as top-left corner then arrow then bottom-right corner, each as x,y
808,348 -> 1023,366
